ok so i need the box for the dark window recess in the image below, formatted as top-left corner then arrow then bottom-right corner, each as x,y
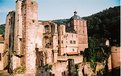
70,40 -> 72,44
35,48 -> 39,51
45,25 -> 49,31
19,38 -> 22,41
0,53 -> 1,61
45,43 -> 49,48
31,2 -> 34,4
32,20 -> 35,23
61,41 -> 63,44
80,51 -> 83,55
58,40 -> 60,44
73,41 -> 76,44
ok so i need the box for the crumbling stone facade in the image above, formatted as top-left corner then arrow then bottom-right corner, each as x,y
111,46 -> 120,69
0,35 -> 5,70
4,0 -> 88,76
3,0 -> 120,76
4,11 -> 15,73
21,0 -> 38,75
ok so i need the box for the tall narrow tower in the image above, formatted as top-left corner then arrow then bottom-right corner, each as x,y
22,0 -> 38,75
13,0 -> 22,69
70,11 -> 88,53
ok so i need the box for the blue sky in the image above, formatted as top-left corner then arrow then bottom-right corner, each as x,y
0,0 -> 120,25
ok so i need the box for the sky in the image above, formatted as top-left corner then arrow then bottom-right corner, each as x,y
0,0 -> 120,25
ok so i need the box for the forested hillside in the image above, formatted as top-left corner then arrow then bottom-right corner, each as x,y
83,6 -> 120,46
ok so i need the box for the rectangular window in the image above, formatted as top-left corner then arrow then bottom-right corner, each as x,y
58,40 -> 60,44
70,40 -> 72,44
73,41 -> 76,44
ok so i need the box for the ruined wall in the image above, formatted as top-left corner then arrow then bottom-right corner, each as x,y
51,23 -> 58,63
111,46 -> 120,69
13,0 -> 23,70
0,42 -> 4,70
4,11 -> 15,72
52,57 -> 83,76
42,21 -> 59,64
4,13 -> 11,69
22,0 -> 38,75
77,20 -> 88,52
36,21 -> 43,50
57,56 -> 83,64
78,63 -> 95,76
35,22 -> 43,66
78,63 -> 84,76
42,22 -> 53,64
108,55 -> 112,71
52,62 -> 67,76
58,25 -> 66,55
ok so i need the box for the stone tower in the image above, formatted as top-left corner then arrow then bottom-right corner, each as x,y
13,0 -> 22,69
70,11 -> 88,53
4,11 -> 15,73
22,0 -> 38,75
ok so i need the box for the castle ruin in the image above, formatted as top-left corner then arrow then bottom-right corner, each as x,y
4,0 -> 88,76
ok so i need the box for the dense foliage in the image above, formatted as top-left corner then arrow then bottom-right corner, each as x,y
83,46 -> 111,62
83,6 -> 120,63
0,24 -> 5,34
83,6 -> 120,46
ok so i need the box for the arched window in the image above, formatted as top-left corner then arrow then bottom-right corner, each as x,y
44,25 -> 49,32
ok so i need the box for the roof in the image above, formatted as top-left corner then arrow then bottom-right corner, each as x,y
70,11 -> 81,20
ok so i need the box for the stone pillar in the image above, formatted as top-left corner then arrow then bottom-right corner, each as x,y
58,25 -> 66,55
108,55 -> 112,71
78,63 -> 83,76
52,23 -> 58,63
13,0 -> 22,70
5,11 -> 15,74
68,59 -> 75,76
53,50 -> 58,63
111,46 -> 120,69
83,63 -> 92,76
111,46 -> 120,76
